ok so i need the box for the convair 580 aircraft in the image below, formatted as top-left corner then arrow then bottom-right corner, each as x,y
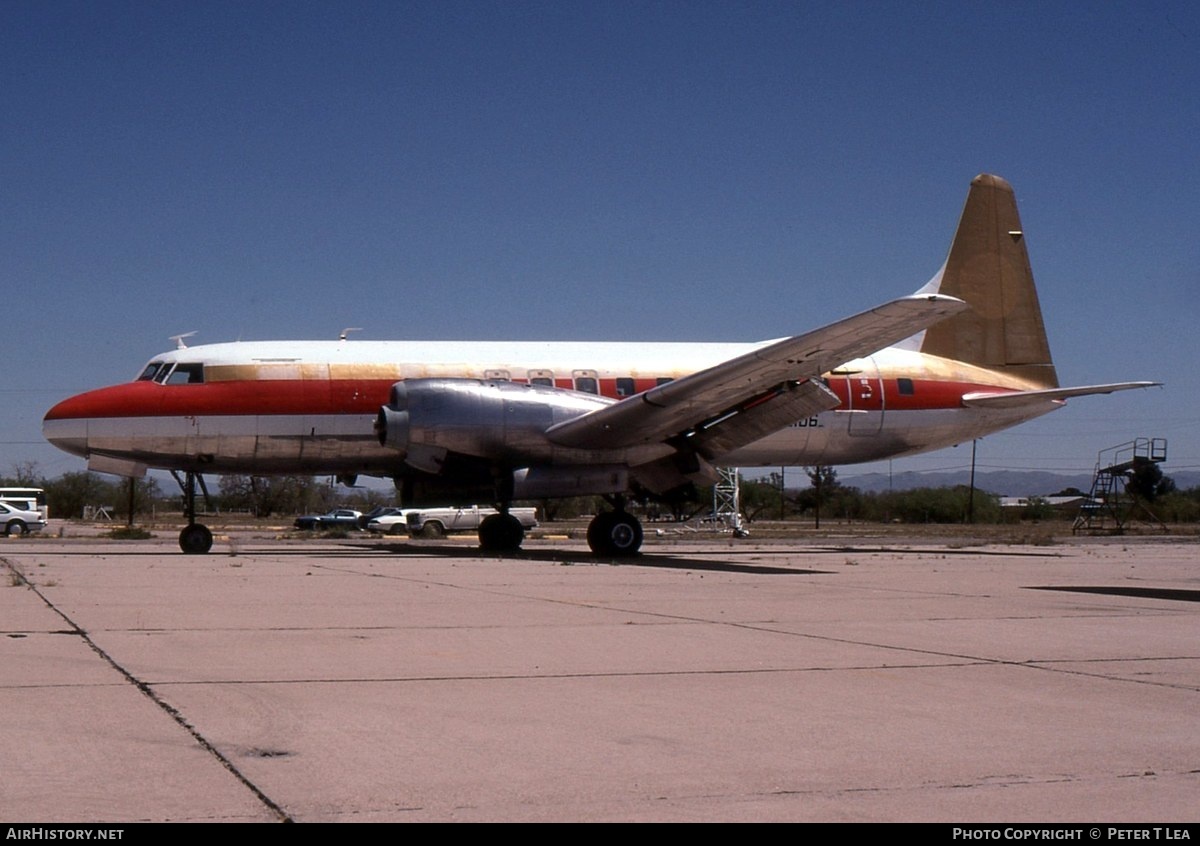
43,175 -> 1156,555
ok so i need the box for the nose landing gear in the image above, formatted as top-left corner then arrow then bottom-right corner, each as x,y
172,471 -> 214,554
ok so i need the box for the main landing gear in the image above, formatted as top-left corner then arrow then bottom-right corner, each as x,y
478,510 -> 525,553
172,470 -> 214,554
586,500 -> 643,556
475,486 -> 642,557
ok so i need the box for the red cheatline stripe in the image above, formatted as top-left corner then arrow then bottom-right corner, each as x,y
45,377 -> 1012,420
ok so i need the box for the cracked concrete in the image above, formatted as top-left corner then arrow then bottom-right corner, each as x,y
1,532 -> 1197,821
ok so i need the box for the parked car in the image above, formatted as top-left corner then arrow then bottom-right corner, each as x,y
0,502 -> 47,536
365,508 -> 419,535
358,505 -> 402,530
293,509 -> 363,531
406,505 -> 538,538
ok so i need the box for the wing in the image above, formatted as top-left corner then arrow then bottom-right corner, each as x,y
961,382 -> 1161,408
545,293 -> 968,455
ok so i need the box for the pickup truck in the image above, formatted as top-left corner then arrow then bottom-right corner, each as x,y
406,506 -> 538,538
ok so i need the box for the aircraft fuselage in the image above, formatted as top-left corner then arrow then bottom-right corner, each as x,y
43,339 -> 1061,477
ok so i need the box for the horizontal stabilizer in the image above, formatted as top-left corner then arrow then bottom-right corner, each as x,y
961,381 -> 1161,409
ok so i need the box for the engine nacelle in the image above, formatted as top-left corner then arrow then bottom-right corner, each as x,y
376,378 -> 614,467
512,465 -> 628,499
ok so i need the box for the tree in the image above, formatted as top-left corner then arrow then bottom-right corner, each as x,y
1053,487 -> 1086,497
42,472 -> 117,519
1124,458 -> 1174,502
114,476 -> 163,524
796,466 -> 839,528
1021,496 -> 1055,522
861,486 -> 1000,524
218,475 -> 326,516
1151,487 -> 1200,523
6,461 -> 42,487
739,475 -> 786,522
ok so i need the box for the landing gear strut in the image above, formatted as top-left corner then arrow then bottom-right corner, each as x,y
587,499 -> 643,556
172,470 -> 214,554
479,510 -> 524,553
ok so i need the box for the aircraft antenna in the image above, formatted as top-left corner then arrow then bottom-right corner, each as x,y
169,331 -> 197,350
339,327 -> 363,341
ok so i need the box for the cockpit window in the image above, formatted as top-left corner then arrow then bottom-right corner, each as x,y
164,363 -> 205,385
150,363 -> 204,385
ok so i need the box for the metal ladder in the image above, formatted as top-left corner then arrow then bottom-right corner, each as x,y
1073,438 -> 1168,534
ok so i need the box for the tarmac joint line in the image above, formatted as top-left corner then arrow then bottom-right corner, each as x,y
1,556 -> 294,824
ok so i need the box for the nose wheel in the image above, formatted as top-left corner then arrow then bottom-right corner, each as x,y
172,470 -> 214,554
179,523 -> 213,554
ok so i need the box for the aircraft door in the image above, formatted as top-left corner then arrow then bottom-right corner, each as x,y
845,356 -> 884,436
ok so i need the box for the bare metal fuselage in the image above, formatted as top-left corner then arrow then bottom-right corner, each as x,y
43,340 -> 1061,478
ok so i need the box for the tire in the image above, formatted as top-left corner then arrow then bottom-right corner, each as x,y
479,513 -> 524,552
179,523 -> 214,554
420,521 -> 445,539
6,520 -> 27,537
586,512 -> 616,553
587,512 -> 642,556
388,523 -> 407,536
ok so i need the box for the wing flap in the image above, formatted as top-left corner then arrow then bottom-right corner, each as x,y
683,378 -> 841,458
547,293 -> 967,450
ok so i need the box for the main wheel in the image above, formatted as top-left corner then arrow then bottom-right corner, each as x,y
587,512 -> 643,556
478,513 -> 524,552
179,523 -> 213,554
586,511 -> 616,553
6,520 -> 27,537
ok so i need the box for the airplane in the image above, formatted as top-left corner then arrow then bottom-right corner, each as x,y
43,174 -> 1157,556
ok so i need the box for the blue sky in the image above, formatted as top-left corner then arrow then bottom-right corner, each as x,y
4,1 -> 1197,486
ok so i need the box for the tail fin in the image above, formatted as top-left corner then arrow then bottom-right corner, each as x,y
918,174 -> 1059,388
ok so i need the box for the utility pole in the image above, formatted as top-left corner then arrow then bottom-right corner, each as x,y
967,439 -> 978,523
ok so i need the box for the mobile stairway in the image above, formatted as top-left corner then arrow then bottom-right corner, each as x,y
1072,438 -> 1168,535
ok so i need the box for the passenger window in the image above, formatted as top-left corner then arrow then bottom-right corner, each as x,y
656,377 -> 674,386
574,377 -> 598,395
615,377 -> 635,397
897,378 -> 914,396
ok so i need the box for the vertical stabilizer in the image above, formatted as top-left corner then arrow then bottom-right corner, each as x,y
920,174 -> 1059,388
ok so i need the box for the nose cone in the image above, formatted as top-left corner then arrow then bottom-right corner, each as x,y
42,405 -> 89,457
43,383 -> 156,459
